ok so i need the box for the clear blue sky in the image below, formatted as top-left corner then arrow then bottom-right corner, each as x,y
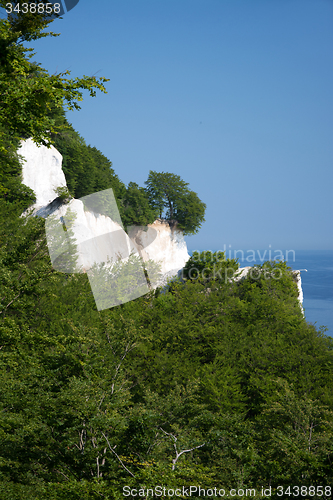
9,0 -> 333,251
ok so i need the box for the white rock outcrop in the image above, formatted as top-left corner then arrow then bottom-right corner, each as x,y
46,198 -> 138,273
293,270 -> 304,312
128,220 -> 190,276
18,138 -> 67,210
19,139 -> 190,283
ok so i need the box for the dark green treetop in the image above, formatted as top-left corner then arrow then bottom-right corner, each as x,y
120,181 -> 159,229
144,170 -> 206,235
182,250 -> 239,282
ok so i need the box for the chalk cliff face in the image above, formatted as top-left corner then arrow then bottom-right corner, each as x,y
128,220 -> 190,276
46,198 -> 137,273
19,139 -> 190,282
294,270 -> 304,309
19,138 -> 67,210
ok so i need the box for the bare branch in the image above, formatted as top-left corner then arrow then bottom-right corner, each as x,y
1,293 -> 21,315
109,339 -> 136,395
171,443 -> 205,470
73,427 -> 86,453
159,427 -> 178,442
98,393 -> 106,410
102,432 -> 135,478
159,427 -> 205,470
54,469 -> 70,481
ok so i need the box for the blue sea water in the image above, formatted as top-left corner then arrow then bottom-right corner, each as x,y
188,249 -> 333,337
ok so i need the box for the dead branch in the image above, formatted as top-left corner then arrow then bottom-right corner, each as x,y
102,432 -> 135,478
159,427 -> 205,470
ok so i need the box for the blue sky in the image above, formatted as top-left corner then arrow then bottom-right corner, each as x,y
8,0 -> 333,251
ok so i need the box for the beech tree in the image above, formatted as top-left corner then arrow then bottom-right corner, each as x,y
144,170 -> 206,235
121,181 -> 158,229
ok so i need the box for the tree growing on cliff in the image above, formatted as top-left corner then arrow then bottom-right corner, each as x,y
144,171 -> 206,235
121,181 -> 159,229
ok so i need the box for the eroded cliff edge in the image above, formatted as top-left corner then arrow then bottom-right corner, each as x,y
19,139 -> 190,283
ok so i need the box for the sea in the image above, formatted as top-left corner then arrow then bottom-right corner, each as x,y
188,249 -> 333,337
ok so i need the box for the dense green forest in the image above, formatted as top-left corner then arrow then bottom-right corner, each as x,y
1,3 -> 333,499
1,209 -> 333,499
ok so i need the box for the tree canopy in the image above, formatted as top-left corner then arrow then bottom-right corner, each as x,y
144,170 -> 206,235
1,210 -> 332,498
0,0 -> 109,150
120,181 -> 159,229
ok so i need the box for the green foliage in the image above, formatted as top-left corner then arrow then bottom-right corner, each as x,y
0,1 -> 109,149
88,254 -> 162,310
1,214 -> 333,497
182,250 -> 239,282
0,202 -> 51,323
144,170 -> 206,235
55,186 -> 71,202
45,205 -> 81,273
257,378 -> 333,484
120,182 -> 159,229
0,124 -> 36,208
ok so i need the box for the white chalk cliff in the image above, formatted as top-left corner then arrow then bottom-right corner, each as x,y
18,139 -> 190,288
127,220 -> 190,276
20,138 -> 67,209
